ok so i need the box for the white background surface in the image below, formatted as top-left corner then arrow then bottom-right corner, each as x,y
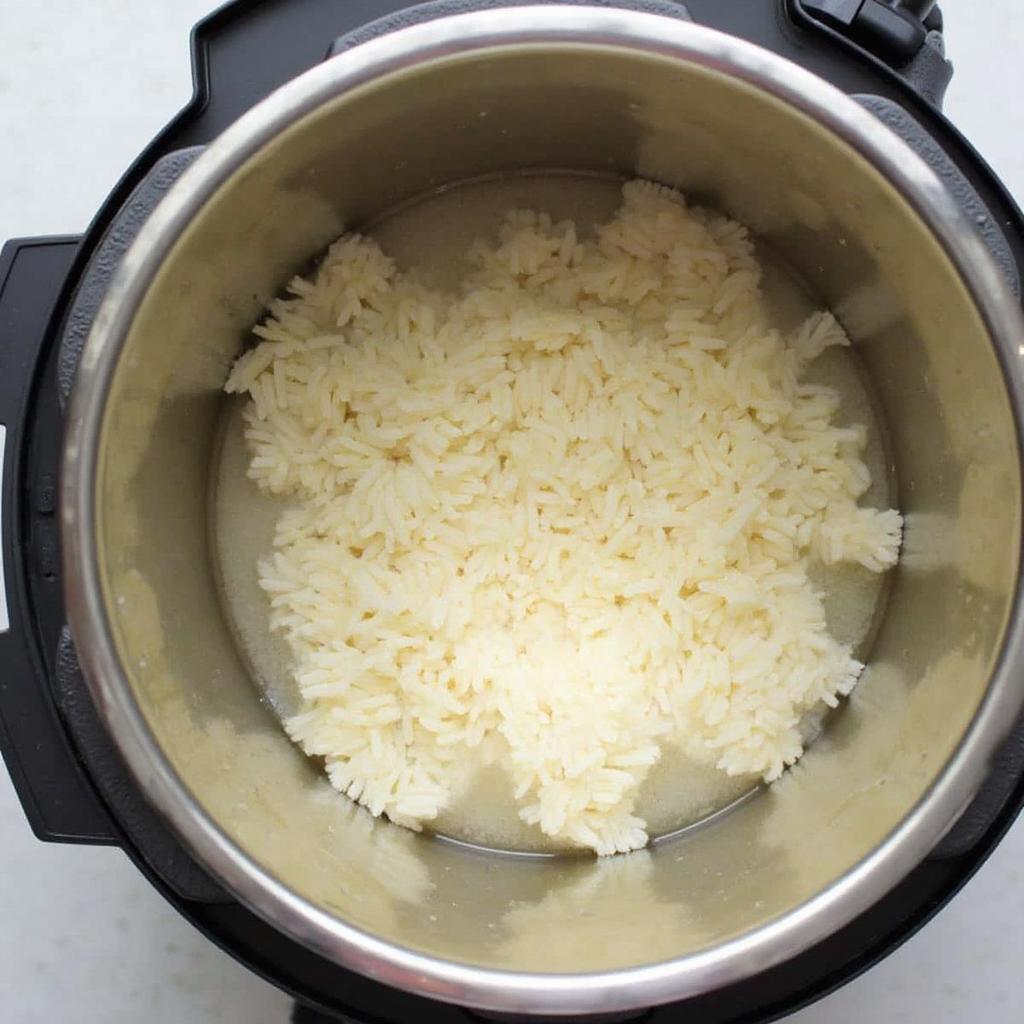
1,1 -> 1022,1020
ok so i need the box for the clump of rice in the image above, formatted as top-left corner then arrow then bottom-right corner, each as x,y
225,180 -> 902,856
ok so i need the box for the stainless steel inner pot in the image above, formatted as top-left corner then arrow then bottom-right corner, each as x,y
61,6 -> 1024,1015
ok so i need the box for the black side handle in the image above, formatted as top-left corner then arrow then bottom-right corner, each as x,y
0,236 -> 117,844
0,149 -> 230,908
325,0 -> 692,60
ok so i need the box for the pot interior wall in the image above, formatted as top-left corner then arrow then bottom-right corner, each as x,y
94,44 -> 1020,975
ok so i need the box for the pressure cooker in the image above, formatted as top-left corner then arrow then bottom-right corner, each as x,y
2,1 -> 1023,1020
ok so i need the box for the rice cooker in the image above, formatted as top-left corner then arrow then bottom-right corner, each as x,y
2,1 -> 1024,1020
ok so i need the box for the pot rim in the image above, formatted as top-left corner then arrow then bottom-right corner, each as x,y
61,6 -> 1024,1014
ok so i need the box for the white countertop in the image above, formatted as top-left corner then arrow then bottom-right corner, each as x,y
1,1 -> 1022,1020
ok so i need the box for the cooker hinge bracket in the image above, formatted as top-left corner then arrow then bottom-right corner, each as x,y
791,1 -> 952,106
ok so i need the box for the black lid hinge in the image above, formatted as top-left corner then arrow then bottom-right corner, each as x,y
797,0 -> 938,63
791,1 -> 952,107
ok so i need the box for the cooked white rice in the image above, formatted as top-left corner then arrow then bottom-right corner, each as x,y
224,180 -> 902,856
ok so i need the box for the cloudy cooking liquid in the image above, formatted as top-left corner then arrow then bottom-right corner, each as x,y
212,173 -> 894,854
